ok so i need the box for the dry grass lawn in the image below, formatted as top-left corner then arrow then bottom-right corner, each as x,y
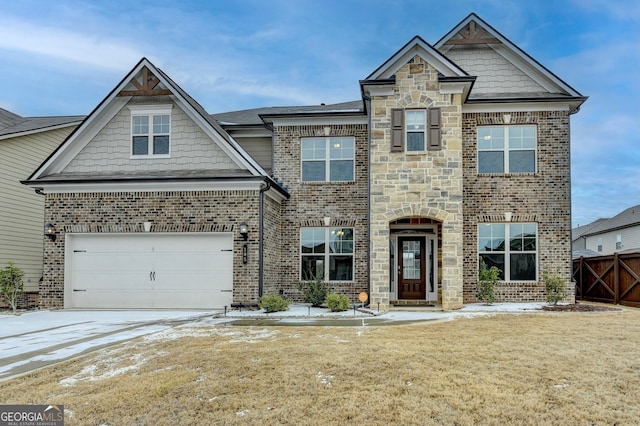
1,308 -> 639,425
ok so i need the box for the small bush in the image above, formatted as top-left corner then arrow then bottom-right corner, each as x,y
296,277 -> 327,307
326,293 -> 350,312
477,260 -> 499,305
0,262 -> 24,314
258,294 -> 290,313
543,269 -> 568,306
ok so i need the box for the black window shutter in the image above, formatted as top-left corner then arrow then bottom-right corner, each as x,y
391,108 -> 404,152
428,107 -> 442,150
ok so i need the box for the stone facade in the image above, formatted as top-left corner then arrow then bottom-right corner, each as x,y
368,56 -> 464,310
41,190 -> 264,308
462,111 -> 575,303
271,123 -> 369,302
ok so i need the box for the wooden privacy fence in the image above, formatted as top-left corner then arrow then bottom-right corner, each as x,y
573,252 -> 640,307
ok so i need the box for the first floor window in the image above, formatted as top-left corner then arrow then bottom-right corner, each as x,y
301,227 -> 354,281
478,223 -> 537,281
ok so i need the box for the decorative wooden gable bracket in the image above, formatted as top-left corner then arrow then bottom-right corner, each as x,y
444,20 -> 500,45
117,66 -> 172,96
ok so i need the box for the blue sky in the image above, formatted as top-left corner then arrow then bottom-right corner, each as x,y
0,0 -> 638,227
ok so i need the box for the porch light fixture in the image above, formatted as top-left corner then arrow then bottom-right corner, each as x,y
239,222 -> 248,241
44,223 -> 56,241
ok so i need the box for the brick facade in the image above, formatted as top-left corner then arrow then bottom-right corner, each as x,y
271,124 -> 369,302
462,111 -> 575,303
41,190 -> 264,308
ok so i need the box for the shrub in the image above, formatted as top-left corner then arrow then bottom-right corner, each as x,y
296,277 -> 327,307
326,293 -> 350,312
477,260 -> 499,305
0,262 -> 24,314
543,269 -> 568,306
258,294 -> 290,313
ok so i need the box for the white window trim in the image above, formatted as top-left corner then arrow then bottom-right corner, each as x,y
477,125 -> 537,174
405,109 -> 427,153
478,222 -> 538,282
300,137 -> 355,182
300,227 -> 355,282
128,104 -> 173,159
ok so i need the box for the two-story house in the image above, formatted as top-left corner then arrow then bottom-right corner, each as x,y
1,108 -> 82,307
573,205 -> 640,256
23,13 -> 586,310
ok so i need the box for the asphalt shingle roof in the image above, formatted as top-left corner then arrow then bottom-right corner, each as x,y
210,100 -> 364,126
0,108 -> 84,138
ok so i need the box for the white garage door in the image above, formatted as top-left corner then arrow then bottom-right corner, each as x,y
66,233 -> 233,309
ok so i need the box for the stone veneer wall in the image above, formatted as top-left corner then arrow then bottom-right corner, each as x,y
41,190 -> 261,309
271,124 -> 369,302
462,111 -> 575,303
369,56 -> 464,310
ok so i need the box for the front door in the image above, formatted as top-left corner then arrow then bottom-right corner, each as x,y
398,236 -> 426,299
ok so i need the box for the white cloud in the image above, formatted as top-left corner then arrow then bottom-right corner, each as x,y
0,17 -> 142,71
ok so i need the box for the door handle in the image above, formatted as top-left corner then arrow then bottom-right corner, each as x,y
152,271 -> 156,281
150,271 -> 153,281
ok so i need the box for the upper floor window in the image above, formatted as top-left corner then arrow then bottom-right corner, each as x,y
301,137 -> 354,182
128,105 -> 172,158
478,223 -> 537,281
405,110 -> 426,151
391,108 -> 441,152
301,227 -> 354,281
477,125 -> 536,173
616,234 -> 622,250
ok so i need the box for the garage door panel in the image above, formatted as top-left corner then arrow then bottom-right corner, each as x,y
67,233 -> 233,309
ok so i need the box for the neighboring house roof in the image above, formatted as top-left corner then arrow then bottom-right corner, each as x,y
24,58 -> 288,198
0,107 -> 83,140
211,101 -> 364,127
576,205 -> 640,238
435,13 -> 587,112
572,218 -> 609,242
572,248 -> 601,259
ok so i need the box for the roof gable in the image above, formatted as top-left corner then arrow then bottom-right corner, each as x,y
28,58 -> 270,181
366,35 -> 468,80
436,13 -> 585,101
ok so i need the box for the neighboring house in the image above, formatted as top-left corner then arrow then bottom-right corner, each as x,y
0,108 -> 83,305
572,205 -> 640,256
23,13 -> 586,310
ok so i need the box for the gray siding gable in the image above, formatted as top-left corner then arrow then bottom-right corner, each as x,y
63,98 -> 242,176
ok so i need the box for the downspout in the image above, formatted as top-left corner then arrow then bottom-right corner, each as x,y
364,94 -> 372,303
258,179 -> 271,298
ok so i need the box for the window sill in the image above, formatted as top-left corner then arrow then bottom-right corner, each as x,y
301,181 -> 355,185
477,172 -> 538,177
130,154 -> 171,160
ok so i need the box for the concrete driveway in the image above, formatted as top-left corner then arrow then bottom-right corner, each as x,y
0,310 -> 217,381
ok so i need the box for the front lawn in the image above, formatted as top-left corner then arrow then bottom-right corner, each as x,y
1,308 -> 638,425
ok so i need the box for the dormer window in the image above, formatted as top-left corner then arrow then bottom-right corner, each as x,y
128,105 -> 172,158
